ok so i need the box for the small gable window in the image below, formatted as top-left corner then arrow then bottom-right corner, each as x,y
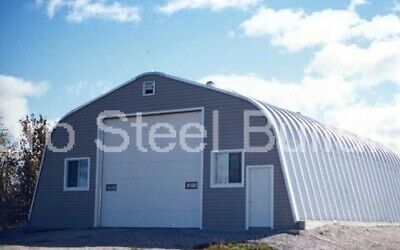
143,81 -> 155,96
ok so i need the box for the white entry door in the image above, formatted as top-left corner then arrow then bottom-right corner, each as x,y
100,111 -> 202,228
247,165 -> 273,228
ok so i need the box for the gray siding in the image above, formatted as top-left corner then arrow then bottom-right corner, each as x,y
29,73 -> 295,230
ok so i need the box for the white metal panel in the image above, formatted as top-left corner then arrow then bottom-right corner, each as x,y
378,144 -> 396,221
260,102 -> 400,223
260,104 -> 301,221
348,133 -> 374,221
100,111 -> 202,228
277,108 -> 317,220
293,115 -> 329,220
286,111 -> 323,219
360,137 -> 392,221
343,132 -> 370,221
376,143 -> 399,221
311,120 -> 346,220
301,117 -> 334,220
322,126 -> 355,221
268,106 -> 310,220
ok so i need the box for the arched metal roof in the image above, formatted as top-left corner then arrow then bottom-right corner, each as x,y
257,102 -> 400,223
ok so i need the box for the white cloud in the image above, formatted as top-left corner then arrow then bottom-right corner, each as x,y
240,6 -> 400,52
237,2 -> 400,150
240,7 -> 362,51
65,81 -> 114,98
350,14 -> 400,40
38,0 -> 140,23
306,39 -> 400,87
156,0 -> 260,15
0,75 -> 49,138
348,0 -> 368,11
47,0 -> 64,17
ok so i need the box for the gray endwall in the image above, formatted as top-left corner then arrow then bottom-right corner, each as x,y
29,74 -> 295,230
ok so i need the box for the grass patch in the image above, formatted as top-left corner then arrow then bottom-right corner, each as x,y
207,242 -> 273,250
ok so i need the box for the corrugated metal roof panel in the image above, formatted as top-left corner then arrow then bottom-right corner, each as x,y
258,101 -> 400,223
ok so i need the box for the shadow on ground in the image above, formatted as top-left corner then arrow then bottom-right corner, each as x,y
0,227 -> 292,249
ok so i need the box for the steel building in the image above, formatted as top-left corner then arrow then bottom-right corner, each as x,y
29,72 -> 400,230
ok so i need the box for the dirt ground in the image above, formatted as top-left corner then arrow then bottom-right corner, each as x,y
0,225 -> 399,249
257,225 -> 400,250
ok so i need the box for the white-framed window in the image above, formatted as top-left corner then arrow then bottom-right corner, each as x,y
143,81 -> 155,96
210,150 -> 244,188
64,157 -> 90,191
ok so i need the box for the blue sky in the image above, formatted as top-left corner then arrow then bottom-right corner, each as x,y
0,0 -> 399,149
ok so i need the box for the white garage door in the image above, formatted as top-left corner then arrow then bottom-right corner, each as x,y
100,111 -> 202,228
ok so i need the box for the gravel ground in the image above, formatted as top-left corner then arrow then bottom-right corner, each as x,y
0,227 -> 275,249
256,225 -> 400,250
0,225 -> 399,249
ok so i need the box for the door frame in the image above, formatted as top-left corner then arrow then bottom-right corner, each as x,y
94,107 -> 205,229
246,165 -> 274,229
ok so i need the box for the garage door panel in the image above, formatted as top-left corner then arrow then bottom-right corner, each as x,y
100,111 -> 202,228
103,152 -> 200,166
102,162 -> 199,180
103,155 -> 200,166
104,137 -> 202,152
102,193 -> 200,212
101,210 -> 199,228
103,169 -> 199,182
102,178 -> 199,195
